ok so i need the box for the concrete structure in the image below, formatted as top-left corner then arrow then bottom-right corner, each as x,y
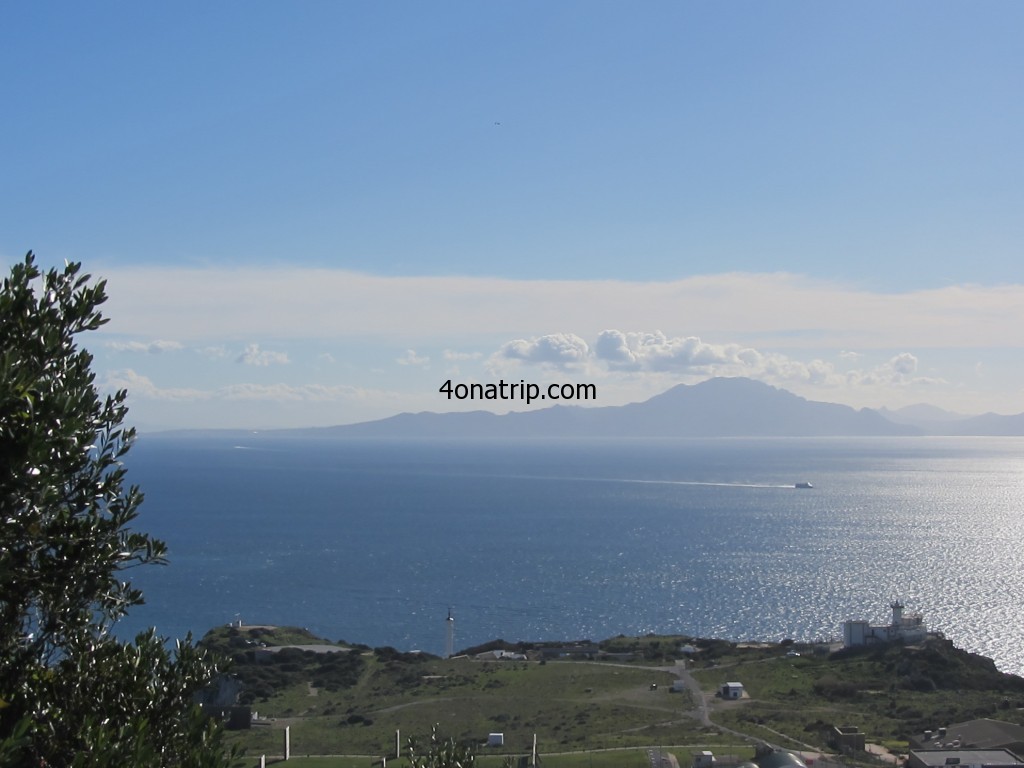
910,720 -> 1024,756
488,733 -> 504,747
693,751 -> 715,768
828,725 -> 866,753
907,749 -> 1024,768
720,682 -> 744,699
843,601 -> 928,647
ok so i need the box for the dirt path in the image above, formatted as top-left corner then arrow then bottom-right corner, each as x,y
672,664 -> 713,728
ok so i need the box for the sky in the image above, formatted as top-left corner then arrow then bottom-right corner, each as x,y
3,2 -> 1023,430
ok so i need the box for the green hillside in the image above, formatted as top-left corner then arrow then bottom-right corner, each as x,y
198,626 -> 1024,766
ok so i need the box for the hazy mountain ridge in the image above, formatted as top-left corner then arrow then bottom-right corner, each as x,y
310,377 -> 923,439
149,377 -> 1024,438
317,378 -> 1024,439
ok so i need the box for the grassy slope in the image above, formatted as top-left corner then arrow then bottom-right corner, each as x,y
688,639 -> 1024,754
199,627 -> 1024,766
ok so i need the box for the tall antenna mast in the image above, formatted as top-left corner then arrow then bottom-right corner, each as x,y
445,607 -> 455,658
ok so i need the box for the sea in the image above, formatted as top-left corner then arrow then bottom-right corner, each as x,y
115,435 -> 1024,675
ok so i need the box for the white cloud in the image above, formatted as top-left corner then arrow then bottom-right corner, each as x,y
492,333 -> 590,370
488,329 -> 949,400
102,369 -> 206,401
396,349 -> 429,366
593,330 -> 758,372
237,343 -> 289,367
107,339 -> 183,354
889,352 -> 918,378
843,353 -> 943,389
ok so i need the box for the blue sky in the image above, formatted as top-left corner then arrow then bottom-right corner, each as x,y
3,2 -> 1023,429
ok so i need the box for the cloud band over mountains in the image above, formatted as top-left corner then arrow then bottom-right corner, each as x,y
34,263 -> 1024,426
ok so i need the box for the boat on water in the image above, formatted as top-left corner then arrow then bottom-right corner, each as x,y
795,482 -> 813,489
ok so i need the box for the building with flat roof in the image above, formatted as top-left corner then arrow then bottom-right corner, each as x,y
907,749 -> 1024,768
828,725 -> 866,753
844,601 -> 928,647
910,720 -> 1024,757
720,682 -> 745,699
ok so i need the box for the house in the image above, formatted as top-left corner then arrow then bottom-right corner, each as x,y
720,682 -> 745,699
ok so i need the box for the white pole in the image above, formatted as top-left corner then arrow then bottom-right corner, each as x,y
284,725 -> 290,761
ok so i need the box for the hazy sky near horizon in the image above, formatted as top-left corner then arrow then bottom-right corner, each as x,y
3,2 -> 1023,429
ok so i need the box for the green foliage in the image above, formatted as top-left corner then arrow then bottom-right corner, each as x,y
198,626 -> 366,704
0,254 -> 239,766
408,725 -> 476,768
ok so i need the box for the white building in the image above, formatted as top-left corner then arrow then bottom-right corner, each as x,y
843,601 -> 928,647
720,682 -> 745,699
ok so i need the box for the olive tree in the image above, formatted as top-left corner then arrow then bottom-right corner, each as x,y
0,253 -> 237,766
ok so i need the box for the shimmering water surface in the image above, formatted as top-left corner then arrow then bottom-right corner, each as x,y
120,436 -> 1024,674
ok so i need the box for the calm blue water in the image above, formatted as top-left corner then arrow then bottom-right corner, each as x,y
117,436 -> 1024,675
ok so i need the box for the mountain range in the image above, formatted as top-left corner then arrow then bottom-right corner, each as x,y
298,377 -> 1024,439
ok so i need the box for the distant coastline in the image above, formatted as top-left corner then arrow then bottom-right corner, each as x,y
139,377 -> 1024,439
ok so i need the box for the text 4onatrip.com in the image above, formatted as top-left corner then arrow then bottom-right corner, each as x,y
439,379 -> 596,406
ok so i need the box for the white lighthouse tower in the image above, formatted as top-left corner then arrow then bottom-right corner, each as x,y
444,608 -> 455,658
891,600 -> 904,627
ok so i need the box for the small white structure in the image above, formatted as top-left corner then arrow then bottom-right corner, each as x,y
720,682 -> 744,699
844,601 -> 928,648
488,733 -> 504,747
693,751 -> 715,768
475,649 -> 527,661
